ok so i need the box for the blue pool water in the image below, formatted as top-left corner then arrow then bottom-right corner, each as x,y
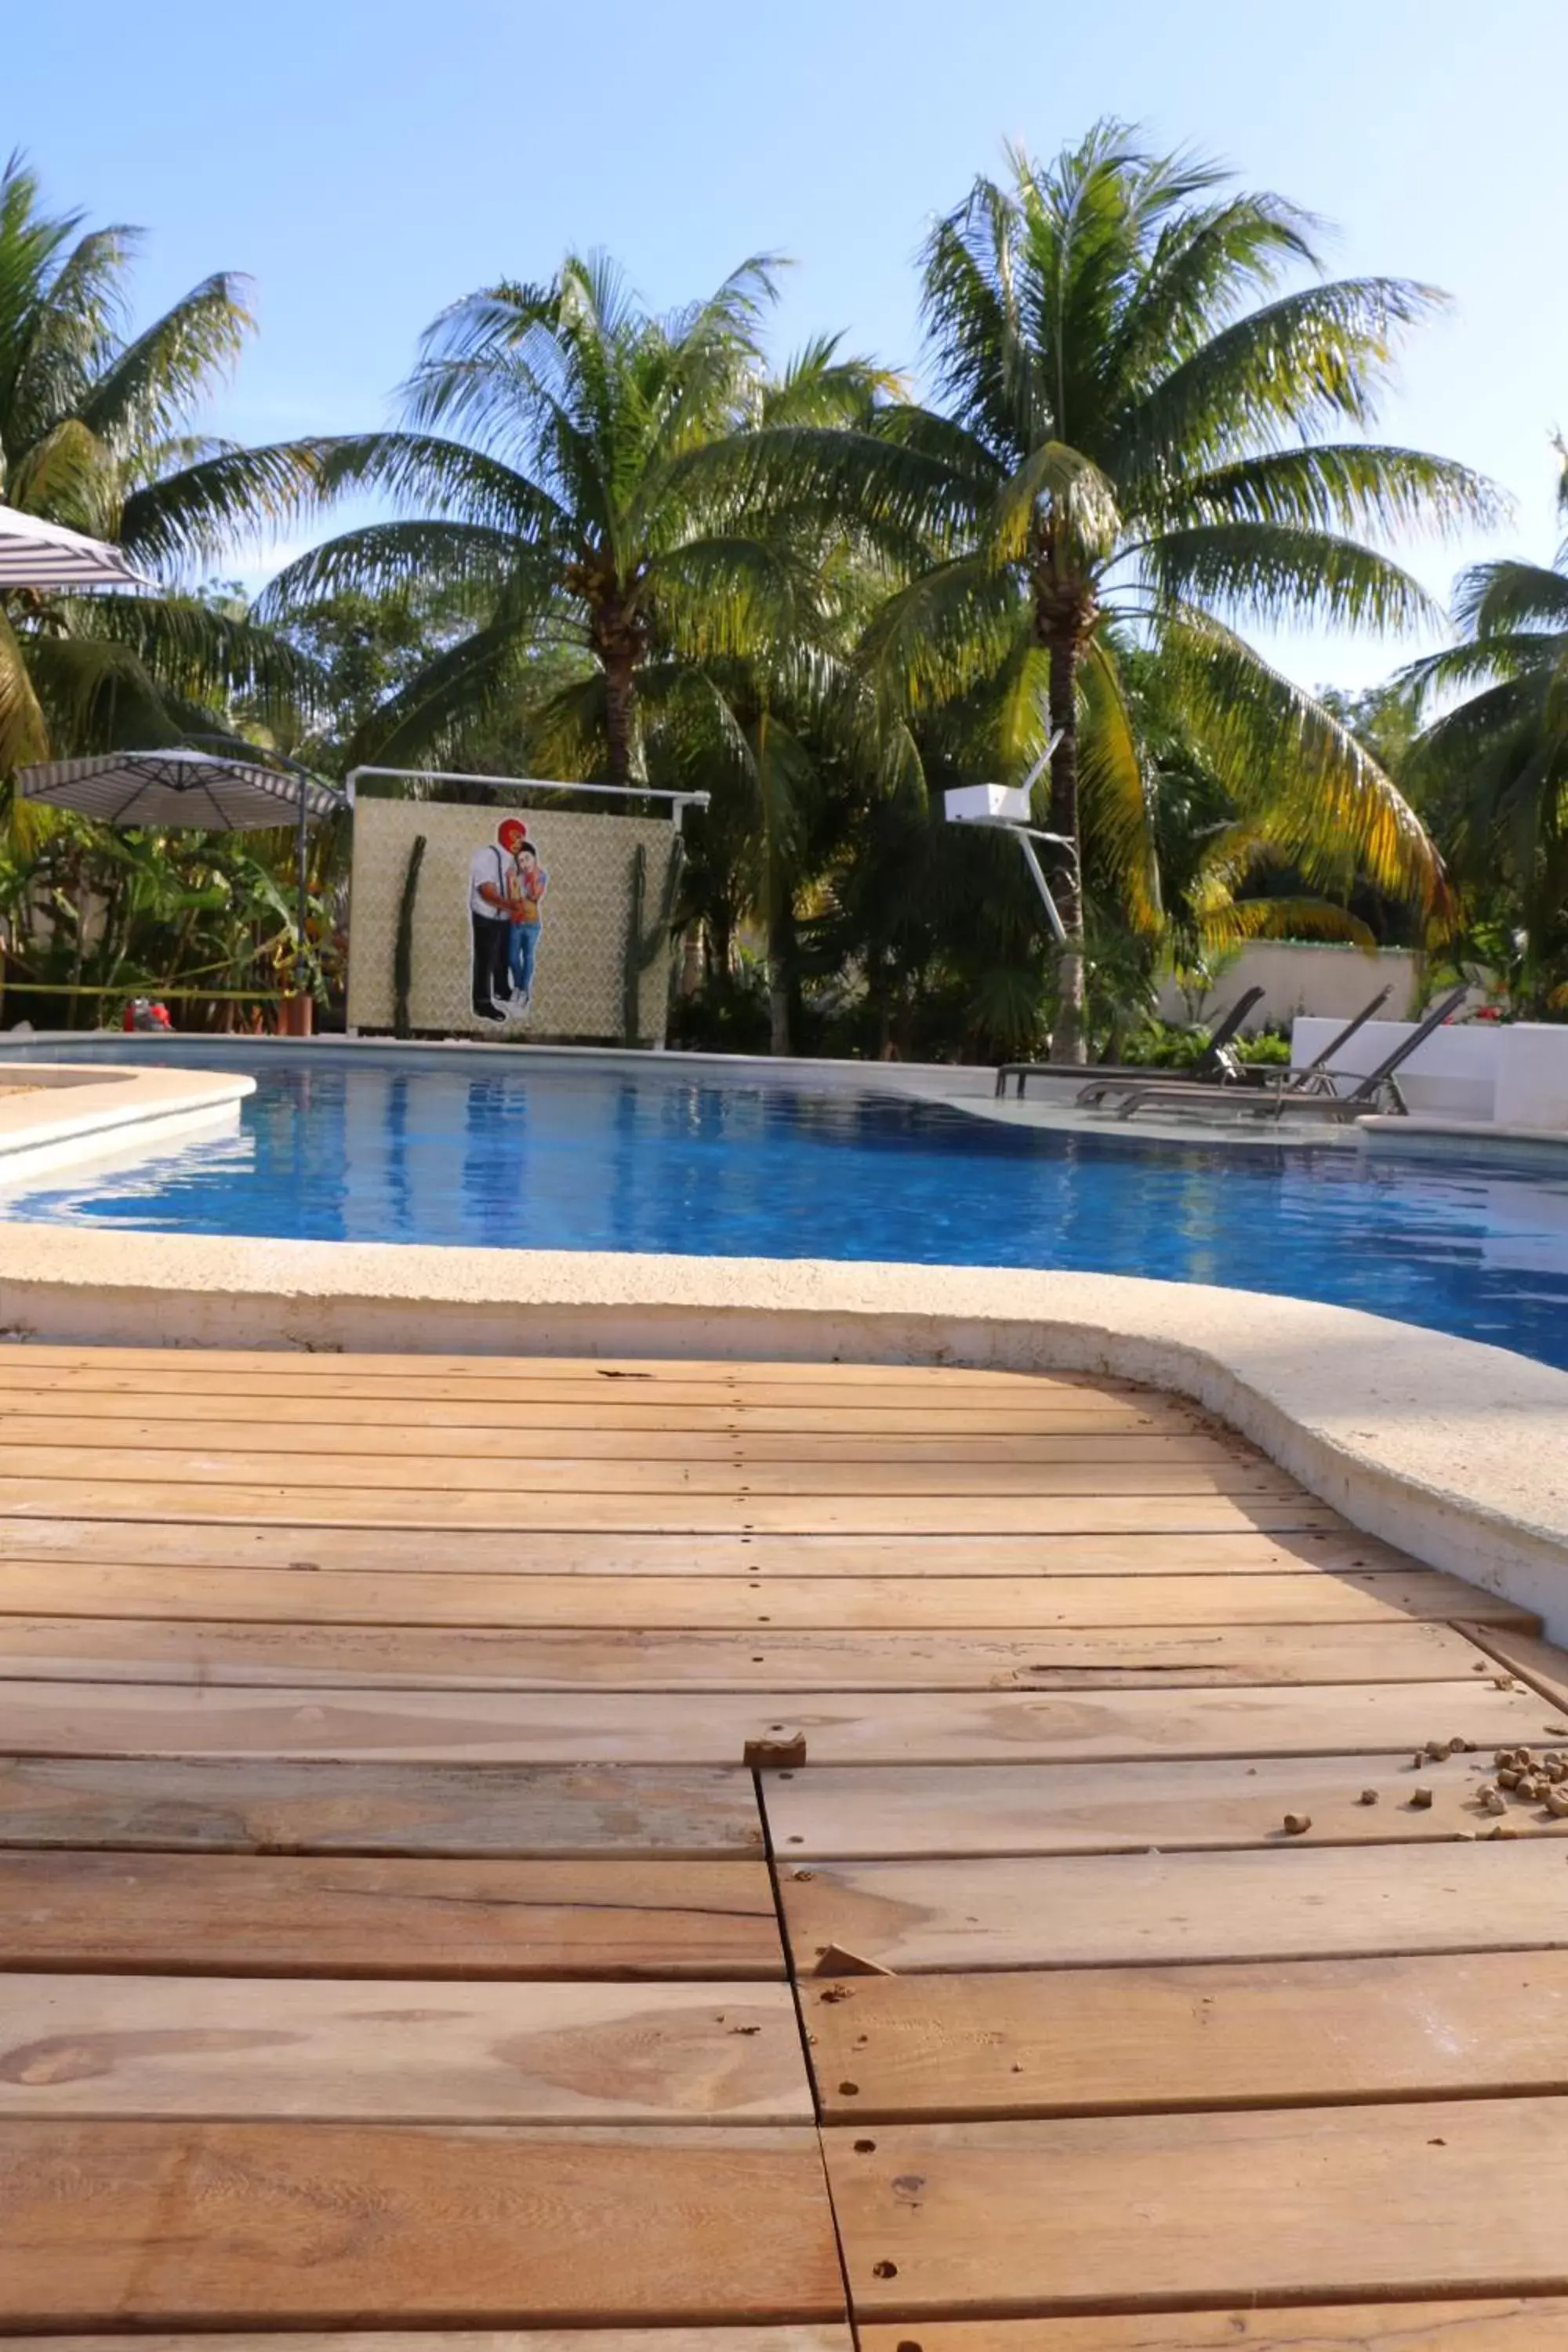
5,1048 -> 1568,1370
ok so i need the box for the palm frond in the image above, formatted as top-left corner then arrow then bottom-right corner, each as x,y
258,520 -> 539,615
1190,884 -> 1377,953
1162,606 -> 1445,909
82,591 -> 322,724
341,614 -> 533,769
1146,522 -> 1443,635
18,626 -> 172,753
118,441 -> 331,572
76,271 -> 253,456
307,430 -> 567,538
1116,278 -> 1448,485
858,551 -> 1028,710
1109,193 -> 1320,387
992,438 -> 1120,564
920,179 -> 1051,456
2,414 -> 105,524
1399,635 -> 1561,712
757,336 -> 904,427
643,533 -> 816,657
1079,636 -> 1162,930
1171,444 -> 1503,543
1453,557 -> 1568,638
0,608 -> 49,768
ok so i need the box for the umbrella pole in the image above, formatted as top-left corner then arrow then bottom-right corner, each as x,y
296,770 -> 309,992
289,768 -> 313,1039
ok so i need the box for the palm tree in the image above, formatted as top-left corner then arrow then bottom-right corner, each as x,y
1400,470 -> 1568,1012
0,152 -> 321,772
262,256 -> 898,785
756,126 -> 1498,1057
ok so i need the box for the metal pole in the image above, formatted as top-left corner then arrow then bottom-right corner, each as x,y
344,764 -> 709,813
1014,831 -> 1069,945
296,768 -> 310,991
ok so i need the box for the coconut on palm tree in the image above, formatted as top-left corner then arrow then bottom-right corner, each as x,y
749,125 -> 1499,1056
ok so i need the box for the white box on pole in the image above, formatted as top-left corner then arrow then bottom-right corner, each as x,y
943,782 -> 1033,826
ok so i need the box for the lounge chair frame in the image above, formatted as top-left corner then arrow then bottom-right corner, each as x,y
1107,984 -> 1469,1125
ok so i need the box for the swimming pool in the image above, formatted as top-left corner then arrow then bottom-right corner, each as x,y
2,1047 -> 1567,1370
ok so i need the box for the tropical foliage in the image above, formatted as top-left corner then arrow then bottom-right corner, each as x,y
0,151 -> 318,768
732,129 -> 1497,1051
0,151 -> 333,1022
260,256 -> 895,781
1396,459 -> 1568,1013
1,129 -> 1563,1044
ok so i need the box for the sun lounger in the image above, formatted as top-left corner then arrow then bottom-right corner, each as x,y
1072,988 -> 1267,1109
1107,985 -> 1393,1122
1109,984 -> 1468,1124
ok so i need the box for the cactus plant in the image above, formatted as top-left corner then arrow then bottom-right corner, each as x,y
622,837 -> 685,1045
392,833 -> 427,1038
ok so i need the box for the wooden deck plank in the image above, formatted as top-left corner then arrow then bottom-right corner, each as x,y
0,1678 -> 1545,1766
0,1337 -> 1538,2334
825,2100 -> 1568,2314
0,1853 -> 782,1976
858,2315 -> 1568,2352
0,1352 -> 1142,1382
0,1564 -> 1522,1629
0,1345 -> 1134,1383
808,1952 -> 1568,2119
0,1360 -> 1200,1409
0,1523 -> 1417,1576
0,1758 -> 766,1856
5,2332 -> 855,2352
0,1976 -> 811,2122
0,1366 -> 1176,1415
763,1750 -> 1542,1859
0,1354 -> 1152,1399
0,1392 -> 1193,1432
0,2121 -> 844,2327
0,1480 -> 1342,1533
0,1446 -> 1301,1499
0,1414 -> 1232,1461
782,1842 -> 1568,1973
0,1618 -> 1490,1690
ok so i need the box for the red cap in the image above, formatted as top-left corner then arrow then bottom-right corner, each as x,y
497,818 -> 528,851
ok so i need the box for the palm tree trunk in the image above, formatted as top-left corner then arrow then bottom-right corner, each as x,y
1044,628 -> 1087,1063
768,895 -> 793,1056
603,652 -> 637,786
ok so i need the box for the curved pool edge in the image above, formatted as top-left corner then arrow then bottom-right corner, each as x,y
0,1064 -> 252,1185
0,1231 -> 1564,1639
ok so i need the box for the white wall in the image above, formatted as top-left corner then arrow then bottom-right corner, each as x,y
1290,1015 -> 1568,1129
1156,943 -> 1420,1033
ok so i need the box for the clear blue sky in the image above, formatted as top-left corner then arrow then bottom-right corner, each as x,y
13,0 -> 1568,688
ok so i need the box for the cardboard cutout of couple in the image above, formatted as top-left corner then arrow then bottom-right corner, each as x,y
468,817 -> 550,1023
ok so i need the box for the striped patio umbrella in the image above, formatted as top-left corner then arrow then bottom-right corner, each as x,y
0,504 -> 145,590
16,749 -> 344,832
16,749 -> 347,982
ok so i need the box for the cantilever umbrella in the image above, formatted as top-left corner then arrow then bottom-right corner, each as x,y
0,503 -> 147,590
16,746 -> 347,961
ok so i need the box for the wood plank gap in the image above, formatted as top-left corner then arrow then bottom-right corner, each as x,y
1455,1622 -> 1568,1722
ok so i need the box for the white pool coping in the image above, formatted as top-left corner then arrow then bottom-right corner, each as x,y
0,1064 -> 252,1187
0,1235 -> 1563,1639
938,1089 -> 1363,1151
1359,1114 -> 1568,1162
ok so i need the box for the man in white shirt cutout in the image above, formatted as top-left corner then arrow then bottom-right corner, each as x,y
469,817 -> 528,1022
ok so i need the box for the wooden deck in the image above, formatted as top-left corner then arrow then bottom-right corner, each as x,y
1,1346 -> 1567,2347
